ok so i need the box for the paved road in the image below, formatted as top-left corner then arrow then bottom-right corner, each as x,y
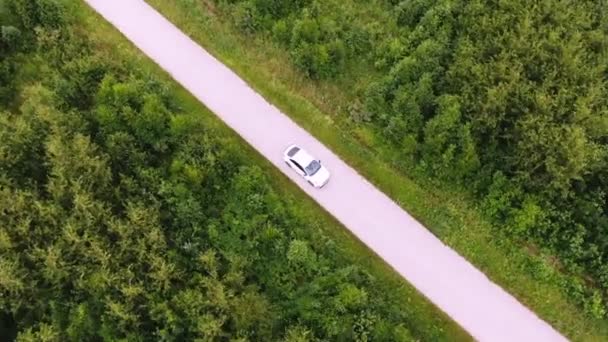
84,1 -> 568,341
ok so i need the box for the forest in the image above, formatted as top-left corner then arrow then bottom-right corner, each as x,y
0,0 -> 469,340
178,0 -> 608,324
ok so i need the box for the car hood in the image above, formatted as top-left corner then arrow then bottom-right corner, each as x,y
309,166 -> 330,187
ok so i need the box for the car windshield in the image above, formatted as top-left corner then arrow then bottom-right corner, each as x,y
305,160 -> 321,176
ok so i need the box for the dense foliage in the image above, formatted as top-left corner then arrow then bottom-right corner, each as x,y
0,0 -> 452,340
215,0 -> 608,317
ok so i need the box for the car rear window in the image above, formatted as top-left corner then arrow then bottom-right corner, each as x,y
305,160 -> 321,176
287,146 -> 300,157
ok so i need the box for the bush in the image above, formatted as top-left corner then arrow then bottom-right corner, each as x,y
291,42 -> 336,79
508,196 -> 544,237
272,19 -> 290,44
394,0 -> 431,28
1,26 -> 21,51
0,59 -> 17,104
232,1 -> 261,34
422,95 -> 479,179
481,171 -> 522,221
584,290 -> 606,319
8,0 -> 66,29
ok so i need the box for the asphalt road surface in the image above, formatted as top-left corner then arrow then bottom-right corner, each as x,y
84,1 -> 568,341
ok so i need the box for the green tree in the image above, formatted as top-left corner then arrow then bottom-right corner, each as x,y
422,95 -> 479,179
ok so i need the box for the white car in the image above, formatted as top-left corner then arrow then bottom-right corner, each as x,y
283,144 -> 330,188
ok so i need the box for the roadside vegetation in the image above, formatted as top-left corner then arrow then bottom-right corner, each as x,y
0,0 -> 472,340
146,0 -> 608,340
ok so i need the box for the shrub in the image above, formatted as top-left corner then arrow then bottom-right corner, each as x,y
8,0 -> 66,29
272,19 -> 290,44
422,95 -> 479,179
232,1 -> 261,34
1,26 -> 21,51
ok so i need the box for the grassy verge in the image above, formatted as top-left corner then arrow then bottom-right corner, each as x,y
75,1 -> 472,340
141,1 -> 608,340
